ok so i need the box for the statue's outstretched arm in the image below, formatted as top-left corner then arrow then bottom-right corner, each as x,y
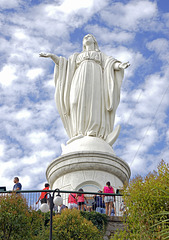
39,53 -> 59,65
119,61 -> 130,69
114,61 -> 130,70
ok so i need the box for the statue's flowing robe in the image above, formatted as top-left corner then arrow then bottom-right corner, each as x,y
54,51 -> 124,141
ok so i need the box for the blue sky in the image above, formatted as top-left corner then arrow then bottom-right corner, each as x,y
0,0 -> 169,190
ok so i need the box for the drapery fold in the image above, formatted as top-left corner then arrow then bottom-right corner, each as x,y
53,52 -> 124,141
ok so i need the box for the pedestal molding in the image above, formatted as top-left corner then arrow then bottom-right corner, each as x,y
46,151 -> 131,188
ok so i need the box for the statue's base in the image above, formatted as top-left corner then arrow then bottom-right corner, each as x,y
61,136 -> 116,155
46,137 -> 131,192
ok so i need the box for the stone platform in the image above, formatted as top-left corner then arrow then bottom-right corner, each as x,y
104,216 -> 125,240
46,137 -> 130,191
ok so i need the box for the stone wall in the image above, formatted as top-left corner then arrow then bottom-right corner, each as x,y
104,216 -> 124,240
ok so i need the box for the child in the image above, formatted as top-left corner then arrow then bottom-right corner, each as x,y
77,188 -> 88,211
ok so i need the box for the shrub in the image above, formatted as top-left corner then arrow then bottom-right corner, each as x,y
80,211 -> 108,233
0,193 -> 44,240
112,160 -> 169,240
50,209 -> 103,240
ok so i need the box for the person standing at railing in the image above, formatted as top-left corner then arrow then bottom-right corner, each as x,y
103,181 -> 115,216
36,183 -> 50,204
59,204 -> 67,213
120,200 -> 126,216
95,190 -> 105,214
13,177 -> 22,191
77,188 -> 88,211
68,193 -> 78,209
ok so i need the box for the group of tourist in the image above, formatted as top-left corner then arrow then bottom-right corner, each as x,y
57,182 -> 116,216
36,181 -> 115,216
12,177 -> 116,216
68,182 -> 116,216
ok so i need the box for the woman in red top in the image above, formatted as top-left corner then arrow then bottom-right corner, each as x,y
103,181 -> 115,216
68,193 -> 78,209
77,188 -> 88,211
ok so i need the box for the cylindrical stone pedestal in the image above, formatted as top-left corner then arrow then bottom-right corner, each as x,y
46,137 -> 131,192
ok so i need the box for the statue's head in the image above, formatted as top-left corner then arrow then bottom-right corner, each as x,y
82,34 -> 100,52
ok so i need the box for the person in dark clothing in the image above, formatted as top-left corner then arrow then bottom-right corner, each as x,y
95,190 -> 105,214
13,177 -> 22,191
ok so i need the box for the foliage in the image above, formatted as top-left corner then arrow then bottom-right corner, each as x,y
151,177 -> 169,240
112,160 -> 169,240
29,210 -> 46,238
80,210 -> 108,233
0,193 -> 44,240
45,209 -> 103,240
0,193 -> 107,240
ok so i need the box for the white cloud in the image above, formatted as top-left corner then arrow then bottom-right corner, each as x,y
45,0 -> 108,17
27,131 -> 49,145
36,150 -> 55,158
166,130 -> 169,142
119,71 -> 169,127
22,155 -> 38,165
13,29 -> 28,40
49,0 -> 93,14
0,0 -> 169,189
0,142 -> 5,157
0,65 -> 17,87
147,38 -> 169,53
0,159 -> 17,176
20,175 -> 31,189
130,155 -> 148,175
0,37 -> 13,54
100,0 -> 158,31
146,38 -> 169,62
0,0 -> 21,9
15,109 -> 32,120
26,68 -> 44,80
85,24 -> 135,44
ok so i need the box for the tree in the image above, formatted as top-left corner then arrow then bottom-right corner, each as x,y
112,160 -> 169,240
0,193 -> 44,240
44,209 -> 103,240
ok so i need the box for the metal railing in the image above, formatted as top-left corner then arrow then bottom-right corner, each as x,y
0,189 -> 124,216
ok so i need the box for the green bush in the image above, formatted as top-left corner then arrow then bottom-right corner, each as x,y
112,160 -> 169,240
0,193 -> 44,240
80,211 -> 108,233
49,209 -> 103,240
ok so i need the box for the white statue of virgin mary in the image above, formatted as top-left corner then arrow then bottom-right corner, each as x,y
40,34 -> 130,146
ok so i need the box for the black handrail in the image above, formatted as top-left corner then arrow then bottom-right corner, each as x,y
0,189 -> 122,196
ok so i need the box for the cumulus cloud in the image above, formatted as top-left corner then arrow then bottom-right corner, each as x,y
0,0 -> 169,189
0,0 -> 22,9
0,65 -> 17,87
15,109 -> 32,120
26,68 -> 44,80
166,130 -> 169,142
100,0 -> 158,31
85,24 -> 135,44
0,141 -> 5,157
146,38 -> 169,62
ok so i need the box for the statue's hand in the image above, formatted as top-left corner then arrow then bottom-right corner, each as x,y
39,53 -> 51,58
119,61 -> 130,69
39,53 -> 59,65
